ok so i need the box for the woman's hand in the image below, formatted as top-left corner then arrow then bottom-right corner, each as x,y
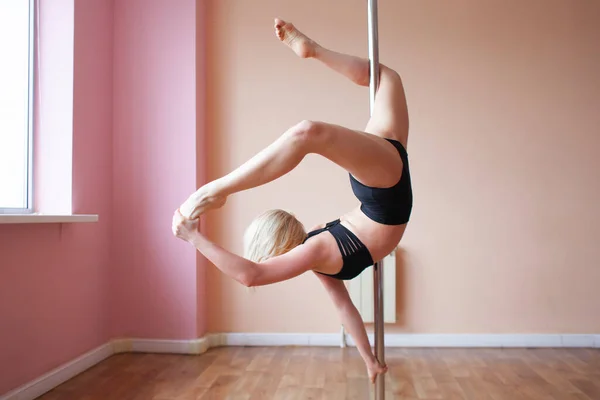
172,209 -> 200,242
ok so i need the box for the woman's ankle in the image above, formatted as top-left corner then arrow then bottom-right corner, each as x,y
312,44 -> 326,60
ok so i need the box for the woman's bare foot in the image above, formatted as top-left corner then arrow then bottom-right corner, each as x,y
274,18 -> 319,58
180,183 -> 227,220
367,359 -> 388,384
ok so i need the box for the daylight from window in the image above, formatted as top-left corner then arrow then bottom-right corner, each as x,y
0,1 -> 32,210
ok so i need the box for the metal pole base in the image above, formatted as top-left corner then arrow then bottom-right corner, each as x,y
374,261 -> 385,399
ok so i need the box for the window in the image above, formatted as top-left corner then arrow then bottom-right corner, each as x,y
0,0 -> 34,214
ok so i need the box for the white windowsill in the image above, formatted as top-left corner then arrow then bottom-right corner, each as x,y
0,214 -> 99,224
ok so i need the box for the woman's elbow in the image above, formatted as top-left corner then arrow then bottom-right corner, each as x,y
239,275 -> 255,287
238,267 -> 258,287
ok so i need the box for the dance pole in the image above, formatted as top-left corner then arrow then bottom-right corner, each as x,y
367,0 -> 385,399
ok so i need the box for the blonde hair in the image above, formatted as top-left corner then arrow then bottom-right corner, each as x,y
243,209 -> 307,263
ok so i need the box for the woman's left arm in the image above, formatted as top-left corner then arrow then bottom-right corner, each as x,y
173,210 -> 325,287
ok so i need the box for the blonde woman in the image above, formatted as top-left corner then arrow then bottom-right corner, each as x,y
173,18 -> 412,383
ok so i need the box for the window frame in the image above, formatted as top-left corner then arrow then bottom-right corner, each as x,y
0,0 -> 35,215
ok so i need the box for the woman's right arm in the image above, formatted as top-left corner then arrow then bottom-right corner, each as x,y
313,273 -> 380,371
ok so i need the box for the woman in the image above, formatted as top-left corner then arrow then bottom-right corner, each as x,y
173,18 -> 412,384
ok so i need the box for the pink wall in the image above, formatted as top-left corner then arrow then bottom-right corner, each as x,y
205,0 -> 600,333
2,0 -> 205,394
384,0 -> 600,334
111,0 -> 202,339
0,0 -> 114,394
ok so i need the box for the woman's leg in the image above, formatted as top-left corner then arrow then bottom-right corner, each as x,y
179,120 -> 403,219
179,20 -> 410,220
275,18 -> 370,86
274,18 -> 410,144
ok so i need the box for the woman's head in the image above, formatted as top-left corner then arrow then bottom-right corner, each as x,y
243,209 -> 306,263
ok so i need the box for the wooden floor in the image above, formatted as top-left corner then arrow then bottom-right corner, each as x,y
38,346 -> 600,400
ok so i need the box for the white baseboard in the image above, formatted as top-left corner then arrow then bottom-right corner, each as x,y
112,337 -> 210,355
345,333 -> 600,348
3,333 -> 599,400
210,332 -> 341,347
0,343 -> 113,400
213,333 -> 600,349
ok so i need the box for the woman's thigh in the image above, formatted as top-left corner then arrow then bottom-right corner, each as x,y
306,121 -> 403,188
364,66 -> 410,147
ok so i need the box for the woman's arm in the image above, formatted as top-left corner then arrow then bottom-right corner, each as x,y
313,273 -> 376,363
173,210 -> 326,286
314,273 -> 386,382
187,231 -> 325,287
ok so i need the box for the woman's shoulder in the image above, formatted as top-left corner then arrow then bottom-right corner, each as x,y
308,222 -> 326,232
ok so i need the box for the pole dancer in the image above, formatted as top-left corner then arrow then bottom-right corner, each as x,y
173,14 -> 412,386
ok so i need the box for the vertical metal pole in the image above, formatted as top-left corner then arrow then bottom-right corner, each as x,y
368,0 -> 380,111
368,1 -> 384,399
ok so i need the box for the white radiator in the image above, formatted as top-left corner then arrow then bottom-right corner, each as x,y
348,252 -> 396,323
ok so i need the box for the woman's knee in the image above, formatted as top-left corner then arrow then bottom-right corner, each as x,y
286,120 -> 323,148
380,64 -> 402,83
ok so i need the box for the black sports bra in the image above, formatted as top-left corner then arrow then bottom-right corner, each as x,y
304,219 -> 373,280
349,138 -> 413,225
